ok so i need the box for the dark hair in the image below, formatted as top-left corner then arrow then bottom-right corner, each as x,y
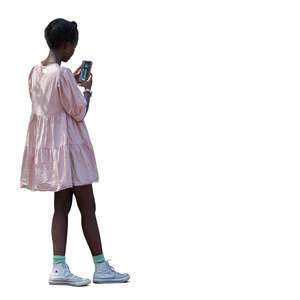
44,18 -> 78,49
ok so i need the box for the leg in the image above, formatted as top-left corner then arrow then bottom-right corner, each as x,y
73,184 -> 104,256
51,187 -> 73,256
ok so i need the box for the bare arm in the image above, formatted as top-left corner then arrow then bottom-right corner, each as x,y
83,90 -> 91,118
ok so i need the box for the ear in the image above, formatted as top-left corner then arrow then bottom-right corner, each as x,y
62,41 -> 68,50
63,41 -> 73,50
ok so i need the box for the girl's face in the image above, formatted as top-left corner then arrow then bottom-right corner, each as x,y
61,40 -> 78,62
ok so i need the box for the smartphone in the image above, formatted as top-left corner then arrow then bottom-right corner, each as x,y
78,60 -> 93,83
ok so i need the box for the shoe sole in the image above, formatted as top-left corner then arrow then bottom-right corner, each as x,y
49,279 -> 91,287
93,275 -> 130,284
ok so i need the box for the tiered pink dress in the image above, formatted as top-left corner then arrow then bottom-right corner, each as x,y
20,62 -> 99,192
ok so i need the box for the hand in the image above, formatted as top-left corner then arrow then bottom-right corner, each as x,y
78,72 -> 93,90
73,65 -> 82,84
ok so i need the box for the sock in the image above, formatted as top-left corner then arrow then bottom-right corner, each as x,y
93,253 -> 105,263
53,255 -> 65,264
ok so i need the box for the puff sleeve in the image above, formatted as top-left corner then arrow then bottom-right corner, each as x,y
57,68 -> 87,122
28,66 -> 34,100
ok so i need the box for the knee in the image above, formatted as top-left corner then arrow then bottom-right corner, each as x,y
54,204 -> 72,216
80,203 -> 96,218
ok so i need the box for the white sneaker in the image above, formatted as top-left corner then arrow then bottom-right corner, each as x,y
49,262 -> 91,286
93,259 -> 130,283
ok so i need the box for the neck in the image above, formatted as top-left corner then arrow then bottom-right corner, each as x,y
42,50 -> 61,65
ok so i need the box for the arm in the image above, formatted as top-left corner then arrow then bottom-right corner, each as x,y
28,66 -> 35,99
57,68 -> 88,122
83,90 -> 91,118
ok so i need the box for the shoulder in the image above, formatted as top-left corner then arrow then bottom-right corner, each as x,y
28,65 -> 37,83
60,66 -> 72,73
58,66 -> 74,79
57,66 -> 75,87
29,65 -> 37,76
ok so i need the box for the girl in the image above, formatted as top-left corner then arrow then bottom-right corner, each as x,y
20,18 -> 130,286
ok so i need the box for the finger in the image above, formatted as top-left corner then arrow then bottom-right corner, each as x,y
74,70 -> 81,76
74,65 -> 81,73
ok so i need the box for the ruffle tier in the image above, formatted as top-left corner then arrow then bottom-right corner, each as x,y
20,113 -> 99,192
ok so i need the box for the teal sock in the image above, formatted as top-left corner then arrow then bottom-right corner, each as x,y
53,255 -> 65,264
93,253 -> 105,263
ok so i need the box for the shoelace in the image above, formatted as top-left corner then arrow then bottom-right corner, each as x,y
62,263 -> 82,280
105,259 -> 121,275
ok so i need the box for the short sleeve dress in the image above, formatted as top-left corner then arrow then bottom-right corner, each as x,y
20,62 -> 99,192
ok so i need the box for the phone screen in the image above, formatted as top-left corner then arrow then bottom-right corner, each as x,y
79,61 -> 92,82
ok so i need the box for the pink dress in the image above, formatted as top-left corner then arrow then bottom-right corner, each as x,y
20,62 -> 99,192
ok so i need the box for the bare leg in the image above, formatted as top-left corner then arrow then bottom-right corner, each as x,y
51,187 -> 73,256
73,184 -> 103,256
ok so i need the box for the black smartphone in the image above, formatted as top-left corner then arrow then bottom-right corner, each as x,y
78,60 -> 93,83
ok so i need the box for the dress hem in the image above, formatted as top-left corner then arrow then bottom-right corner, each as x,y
20,178 -> 99,192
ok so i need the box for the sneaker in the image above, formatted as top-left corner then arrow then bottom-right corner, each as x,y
49,262 -> 91,286
93,259 -> 130,283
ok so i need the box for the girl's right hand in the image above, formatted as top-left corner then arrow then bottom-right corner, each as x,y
78,73 -> 93,90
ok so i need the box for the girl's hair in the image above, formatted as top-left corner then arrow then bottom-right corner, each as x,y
44,18 -> 78,49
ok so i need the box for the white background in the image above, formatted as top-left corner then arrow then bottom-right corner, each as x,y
1,0 -> 300,299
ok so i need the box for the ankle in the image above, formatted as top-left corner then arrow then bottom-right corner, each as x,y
53,255 -> 65,264
93,253 -> 105,264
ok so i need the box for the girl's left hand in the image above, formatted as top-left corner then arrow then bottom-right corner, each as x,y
73,65 -> 82,84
